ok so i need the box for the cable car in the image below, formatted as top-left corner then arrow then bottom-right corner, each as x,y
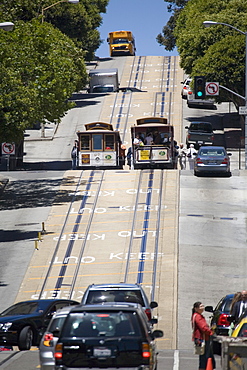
77,122 -> 125,169
130,117 -> 176,169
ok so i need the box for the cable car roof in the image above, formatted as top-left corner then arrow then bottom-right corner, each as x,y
84,122 -> 114,131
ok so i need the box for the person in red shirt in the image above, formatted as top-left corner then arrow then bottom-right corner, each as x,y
191,301 -> 216,370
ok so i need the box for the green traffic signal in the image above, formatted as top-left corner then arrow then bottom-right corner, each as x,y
194,76 -> 206,99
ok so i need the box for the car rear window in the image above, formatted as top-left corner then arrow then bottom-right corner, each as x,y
86,290 -> 144,306
61,311 -> 141,338
200,149 -> 226,157
47,316 -> 67,333
189,123 -> 212,132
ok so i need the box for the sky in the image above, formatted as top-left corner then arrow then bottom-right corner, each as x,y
96,0 -> 178,58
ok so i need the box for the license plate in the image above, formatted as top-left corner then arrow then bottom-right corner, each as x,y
208,161 -> 216,164
198,141 -> 203,144
93,347 -> 111,357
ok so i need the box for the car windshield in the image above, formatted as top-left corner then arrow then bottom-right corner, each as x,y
1,302 -> 39,316
61,311 -> 141,337
113,38 -> 129,44
86,290 -> 144,306
190,123 -> 212,132
200,149 -> 226,157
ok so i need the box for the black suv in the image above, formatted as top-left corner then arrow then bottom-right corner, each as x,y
81,283 -> 158,322
54,303 -> 163,370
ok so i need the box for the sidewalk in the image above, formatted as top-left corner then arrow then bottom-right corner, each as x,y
0,121 -> 58,190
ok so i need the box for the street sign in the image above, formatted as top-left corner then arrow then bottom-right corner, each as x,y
206,82 -> 219,96
239,106 -> 247,115
2,142 -> 15,155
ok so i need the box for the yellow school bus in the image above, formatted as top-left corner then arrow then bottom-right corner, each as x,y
107,30 -> 136,57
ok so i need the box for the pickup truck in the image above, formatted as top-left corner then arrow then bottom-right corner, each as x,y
185,121 -> 214,149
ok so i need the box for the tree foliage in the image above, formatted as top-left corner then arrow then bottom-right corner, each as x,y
174,0 -> 247,107
0,20 -> 87,142
0,0 -> 109,61
156,0 -> 189,51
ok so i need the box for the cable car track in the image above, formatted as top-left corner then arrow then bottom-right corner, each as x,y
38,170 -> 105,299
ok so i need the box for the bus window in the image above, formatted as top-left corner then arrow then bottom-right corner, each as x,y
92,134 -> 102,151
80,135 -> 90,150
105,135 -> 115,150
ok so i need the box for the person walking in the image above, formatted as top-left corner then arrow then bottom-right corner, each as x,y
191,301 -> 215,370
187,144 -> 197,170
71,140 -> 79,170
231,290 -> 247,323
178,143 -> 187,170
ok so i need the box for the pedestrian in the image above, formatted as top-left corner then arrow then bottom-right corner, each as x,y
178,143 -> 187,170
187,144 -> 197,170
71,140 -> 79,170
173,140 -> 179,169
231,290 -> 247,323
191,301 -> 215,370
126,147 -> 132,169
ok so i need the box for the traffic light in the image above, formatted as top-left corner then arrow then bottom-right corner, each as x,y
194,76 -> 206,99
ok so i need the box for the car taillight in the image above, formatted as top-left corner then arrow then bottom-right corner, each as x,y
43,333 -> 54,347
221,157 -> 229,164
142,343 -> 150,358
54,343 -> 63,359
217,314 -> 230,326
187,134 -> 191,139
145,308 -> 152,321
188,91 -> 193,95
211,135 -> 214,141
196,159 -> 203,164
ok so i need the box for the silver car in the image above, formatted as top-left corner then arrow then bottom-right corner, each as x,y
39,305 -> 79,370
194,146 -> 232,176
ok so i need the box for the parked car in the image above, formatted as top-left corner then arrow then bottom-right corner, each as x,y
0,299 -> 79,351
39,305 -> 77,370
232,317 -> 247,337
185,121 -> 214,149
205,294 -> 234,336
181,77 -> 192,99
194,146 -> 232,176
81,283 -> 158,322
54,303 -> 163,370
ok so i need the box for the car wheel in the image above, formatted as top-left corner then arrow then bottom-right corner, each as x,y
18,326 -> 33,351
194,170 -> 198,176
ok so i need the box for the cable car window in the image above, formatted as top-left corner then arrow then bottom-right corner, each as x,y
105,135 -> 115,150
92,134 -> 102,151
80,135 -> 90,151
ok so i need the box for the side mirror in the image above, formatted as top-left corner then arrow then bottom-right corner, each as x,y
227,153 -> 232,156
205,306 -> 214,313
150,318 -> 158,325
152,329 -> 163,338
185,126 -> 188,129
107,38 -> 109,43
150,301 -> 158,309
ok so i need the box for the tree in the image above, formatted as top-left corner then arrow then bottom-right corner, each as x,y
156,0 -> 189,51
174,0 -> 247,108
0,20 -> 87,143
0,0 -> 109,60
